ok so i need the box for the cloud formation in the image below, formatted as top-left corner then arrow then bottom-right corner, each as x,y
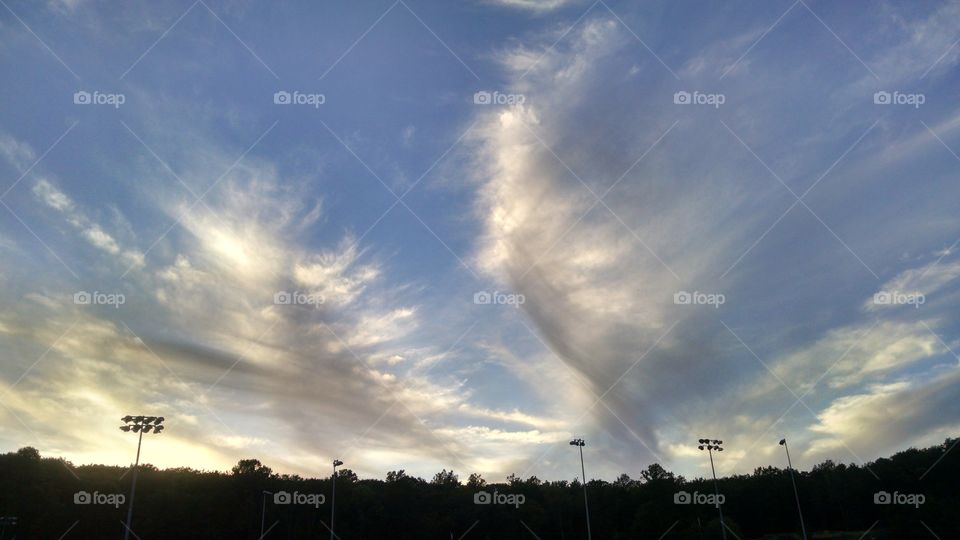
1,0 -> 959,483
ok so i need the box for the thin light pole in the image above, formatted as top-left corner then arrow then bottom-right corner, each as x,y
330,459 -> 342,540
780,438 -> 808,540
698,438 -> 726,540
123,429 -> 143,540
569,439 -> 592,540
260,490 -> 272,539
120,415 -> 164,540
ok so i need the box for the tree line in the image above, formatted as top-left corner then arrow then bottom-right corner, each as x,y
0,438 -> 956,538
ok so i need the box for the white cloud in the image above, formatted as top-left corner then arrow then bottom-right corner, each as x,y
808,369 -> 960,460
465,5 -> 960,479
31,179 -> 145,269
486,0 -> 577,13
0,132 -> 37,171
2,134 -> 484,478
864,259 -> 960,312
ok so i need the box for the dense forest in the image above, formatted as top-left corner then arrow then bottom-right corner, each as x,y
0,438 -> 956,539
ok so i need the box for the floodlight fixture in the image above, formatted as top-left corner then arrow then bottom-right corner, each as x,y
697,438 -> 727,540
779,437 -> 808,540
569,438 -> 592,539
331,458 -> 344,540
119,414 -> 165,540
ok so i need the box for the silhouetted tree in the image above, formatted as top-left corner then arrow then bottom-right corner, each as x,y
230,458 -> 273,478
0,438 -> 956,539
641,462 -> 675,482
386,469 -> 407,482
430,469 -> 459,486
466,472 -> 486,488
335,468 -> 359,483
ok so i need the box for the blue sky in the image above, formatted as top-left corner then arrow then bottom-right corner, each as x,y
1,0 -> 959,482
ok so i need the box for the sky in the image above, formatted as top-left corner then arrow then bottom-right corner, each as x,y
0,0 -> 959,483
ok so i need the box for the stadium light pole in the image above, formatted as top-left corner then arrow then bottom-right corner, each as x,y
569,438 -> 592,540
120,415 -> 165,540
330,459 -> 343,540
697,438 -> 726,540
260,490 -> 273,539
779,438 -> 808,540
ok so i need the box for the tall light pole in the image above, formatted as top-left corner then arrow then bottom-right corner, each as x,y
120,415 -> 164,540
569,438 -> 592,540
260,490 -> 273,539
779,438 -> 808,540
330,459 -> 343,540
697,438 -> 726,540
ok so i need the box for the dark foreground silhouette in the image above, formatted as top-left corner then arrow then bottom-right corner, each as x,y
0,438 -> 956,539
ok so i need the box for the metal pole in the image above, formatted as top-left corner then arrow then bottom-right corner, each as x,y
707,448 -> 727,540
579,445 -> 592,540
260,491 -> 269,539
784,441 -> 808,540
330,464 -> 337,540
122,429 -> 143,540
